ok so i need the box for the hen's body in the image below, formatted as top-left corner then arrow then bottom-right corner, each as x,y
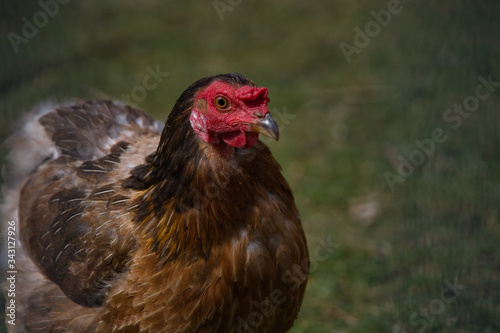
2,74 -> 308,332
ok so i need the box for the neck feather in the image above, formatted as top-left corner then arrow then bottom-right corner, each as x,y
124,106 -> 280,263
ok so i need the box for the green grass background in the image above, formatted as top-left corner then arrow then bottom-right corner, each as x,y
1,0 -> 499,332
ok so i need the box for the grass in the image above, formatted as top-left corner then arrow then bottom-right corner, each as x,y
1,0 -> 499,332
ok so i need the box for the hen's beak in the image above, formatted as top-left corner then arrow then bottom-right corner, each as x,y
250,113 -> 280,141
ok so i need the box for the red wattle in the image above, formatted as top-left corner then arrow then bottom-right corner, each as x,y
222,131 -> 259,148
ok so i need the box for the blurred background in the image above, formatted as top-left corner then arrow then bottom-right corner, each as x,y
1,0 -> 499,332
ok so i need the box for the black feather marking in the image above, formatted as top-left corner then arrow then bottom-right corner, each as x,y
89,184 -> 116,201
110,141 -> 131,154
39,100 -> 159,160
77,161 -> 112,182
107,194 -> 130,210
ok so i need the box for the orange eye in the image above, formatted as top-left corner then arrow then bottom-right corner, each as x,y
215,96 -> 230,110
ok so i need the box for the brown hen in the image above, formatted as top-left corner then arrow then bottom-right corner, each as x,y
1,73 -> 309,332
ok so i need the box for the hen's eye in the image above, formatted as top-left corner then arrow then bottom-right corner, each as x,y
215,96 -> 229,110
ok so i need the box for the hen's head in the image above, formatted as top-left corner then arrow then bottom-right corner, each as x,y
189,74 -> 279,149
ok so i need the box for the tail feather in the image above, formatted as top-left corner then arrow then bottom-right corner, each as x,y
2,101 -> 64,226
2,101 -> 62,191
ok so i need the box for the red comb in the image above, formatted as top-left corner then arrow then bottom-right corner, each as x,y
235,86 -> 270,104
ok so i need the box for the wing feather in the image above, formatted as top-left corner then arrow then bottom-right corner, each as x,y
14,100 -> 163,307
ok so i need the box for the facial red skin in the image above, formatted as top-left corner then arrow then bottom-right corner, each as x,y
189,81 -> 270,149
